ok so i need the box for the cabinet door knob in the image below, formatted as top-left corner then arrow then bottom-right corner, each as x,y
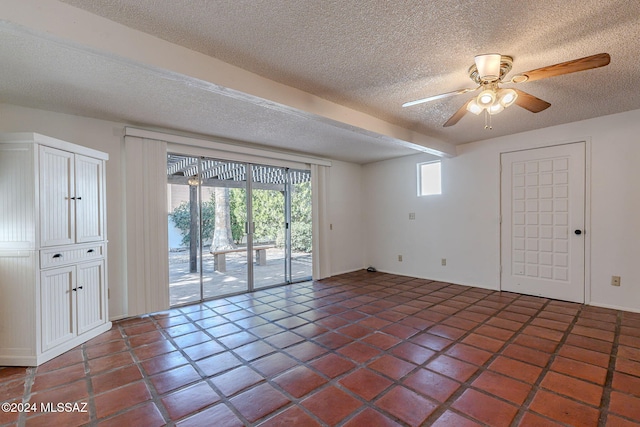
53,253 -> 62,258
72,287 -> 77,292
87,249 -> 94,253
76,197 -> 82,200
78,286 -> 83,290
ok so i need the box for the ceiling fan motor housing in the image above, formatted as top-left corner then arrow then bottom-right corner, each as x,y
469,55 -> 514,84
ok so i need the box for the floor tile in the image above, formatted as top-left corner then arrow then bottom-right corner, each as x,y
284,341 -> 328,361
91,364 -> 143,394
36,349 -> 84,373
368,354 -> 415,380
391,341 -> 436,364
148,364 -> 200,395
339,368 -> 392,400
612,371 -> 640,397
445,343 -> 492,366
31,363 -> 87,392
452,389 -> 518,427
252,352 -> 299,377
608,391 -> 640,422
181,340 -> 225,360
229,383 -> 290,423
500,343 -> 551,367
313,331 -> 353,349
259,406 -> 322,427
539,371 -> 603,406
426,355 -> 478,382
488,356 -> 543,384
376,385 -> 438,426
309,353 -> 355,378
529,389 -> 600,426
96,402 -> 165,427
342,408 -> 402,427
430,410 -> 483,427
3,271 -> 638,427
132,339 -> 177,360
403,368 -> 460,402
273,366 -> 327,398
462,333 -> 505,352
301,386 -> 362,425
93,380 -> 152,419
616,357 -> 640,377
472,370 -> 532,405
337,341 -> 381,364
161,381 -> 220,420
518,411 -> 565,427
25,406 -> 91,427
195,351 -> 243,377
29,379 -> 89,407
361,332 -> 402,350
551,356 -> 608,385
211,365 -> 265,396
409,333 -> 453,351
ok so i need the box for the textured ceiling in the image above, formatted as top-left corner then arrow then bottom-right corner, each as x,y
3,0 -> 640,163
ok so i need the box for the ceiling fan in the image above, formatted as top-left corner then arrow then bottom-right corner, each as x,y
403,53 -> 611,128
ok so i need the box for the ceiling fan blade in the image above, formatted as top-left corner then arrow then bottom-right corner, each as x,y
513,89 -> 551,113
402,87 -> 477,108
510,53 -> 610,83
443,99 -> 472,127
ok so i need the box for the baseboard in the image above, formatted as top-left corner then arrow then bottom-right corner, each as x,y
588,302 -> 640,314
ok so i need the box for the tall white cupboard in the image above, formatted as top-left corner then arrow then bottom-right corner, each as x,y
0,132 -> 111,366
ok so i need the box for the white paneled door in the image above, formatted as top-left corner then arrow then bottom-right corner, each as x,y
501,143 -> 586,303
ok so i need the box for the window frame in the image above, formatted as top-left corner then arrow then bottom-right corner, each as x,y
417,160 -> 442,197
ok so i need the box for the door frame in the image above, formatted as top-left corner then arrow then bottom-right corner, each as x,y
167,152 -> 312,306
498,139 -> 592,304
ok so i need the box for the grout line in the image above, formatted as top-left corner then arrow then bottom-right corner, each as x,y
509,301 -> 584,427
597,311 -> 622,427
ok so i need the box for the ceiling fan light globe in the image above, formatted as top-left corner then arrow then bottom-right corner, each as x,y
475,53 -> 501,82
488,102 -> 505,115
466,99 -> 483,115
498,88 -> 518,107
477,89 -> 496,106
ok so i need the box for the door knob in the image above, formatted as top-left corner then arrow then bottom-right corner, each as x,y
574,229 -> 582,235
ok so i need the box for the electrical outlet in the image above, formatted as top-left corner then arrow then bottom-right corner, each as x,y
611,276 -> 621,287
441,258 -> 447,266
398,255 -> 403,262
409,213 -> 415,220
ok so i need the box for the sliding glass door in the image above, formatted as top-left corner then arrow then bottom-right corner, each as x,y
251,165 -> 286,289
167,154 -> 311,305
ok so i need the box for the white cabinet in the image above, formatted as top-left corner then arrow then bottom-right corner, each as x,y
39,146 -> 105,247
0,133 -> 111,366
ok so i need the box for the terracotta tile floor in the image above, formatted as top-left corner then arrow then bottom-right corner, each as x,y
2,270 -> 640,426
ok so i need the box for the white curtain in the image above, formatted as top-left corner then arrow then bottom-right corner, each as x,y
311,164 -> 331,280
124,136 -> 169,316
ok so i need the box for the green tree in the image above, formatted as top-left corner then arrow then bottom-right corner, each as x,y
169,196 -> 215,246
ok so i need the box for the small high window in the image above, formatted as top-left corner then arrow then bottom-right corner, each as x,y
417,161 -> 441,196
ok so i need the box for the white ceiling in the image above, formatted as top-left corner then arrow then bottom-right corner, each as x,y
2,0 -> 640,163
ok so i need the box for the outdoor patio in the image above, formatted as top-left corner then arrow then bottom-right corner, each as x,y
169,247 -> 312,306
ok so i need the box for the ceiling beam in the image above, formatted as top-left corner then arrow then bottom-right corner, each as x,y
1,0 -> 456,158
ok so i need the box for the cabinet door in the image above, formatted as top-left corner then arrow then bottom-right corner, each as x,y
75,155 -> 105,243
41,266 -> 76,351
76,260 -> 106,334
39,146 -> 75,247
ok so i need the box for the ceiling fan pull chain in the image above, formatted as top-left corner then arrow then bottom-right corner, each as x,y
484,110 -> 493,130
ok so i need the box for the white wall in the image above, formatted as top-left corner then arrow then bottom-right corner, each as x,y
364,109 -> 640,313
0,103 -> 128,318
0,103 -> 366,318
327,160 -> 365,275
